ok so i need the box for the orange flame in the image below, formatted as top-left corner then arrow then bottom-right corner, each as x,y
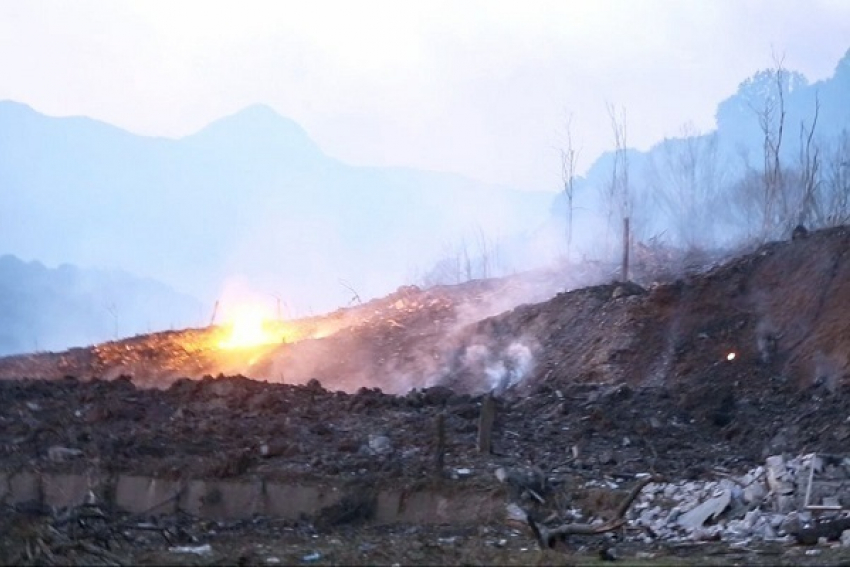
218,306 -> 286,349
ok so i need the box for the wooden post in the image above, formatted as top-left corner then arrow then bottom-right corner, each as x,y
477,393 -> 496,454
622,217 -> 630,282
435,412 -> 445,477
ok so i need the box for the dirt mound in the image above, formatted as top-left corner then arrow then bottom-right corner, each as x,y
440,225 -> 850,398
1,226 -> 850,479
0,259 -> 607,392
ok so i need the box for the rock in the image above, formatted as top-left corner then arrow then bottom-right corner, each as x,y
774,494 -> 796,514
677,489 -> 731,529
367,434 -> 392,455
792,224 -> 809,240
207,379 -> 237,398
691,526 -> 722,541
505,502 -> 528,523
598,449 -> 616,465
47,446 -> 84,462
765,455 -> 792,490
421,386 -> 454,406
170,544 -> 213,555
743,481 -> 767,506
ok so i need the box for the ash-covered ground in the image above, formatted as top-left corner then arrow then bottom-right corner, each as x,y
2,226 -> 850,565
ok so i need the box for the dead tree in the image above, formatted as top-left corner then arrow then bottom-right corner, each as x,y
648,124 -> 723,249
821,129 -> 850,226
605,103 -> 631,262
560,114 -> 580,260
339,279 -> 362,305
746,54 -> 796,240
797,92 -> 821,227
527,476 -> 653,549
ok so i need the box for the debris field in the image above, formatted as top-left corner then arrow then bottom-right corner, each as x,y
2,226 -> 850,565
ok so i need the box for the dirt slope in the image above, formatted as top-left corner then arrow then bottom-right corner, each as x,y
0,226 -> 849,480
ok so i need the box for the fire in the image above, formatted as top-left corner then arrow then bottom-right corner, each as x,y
218,306 -> 285,349
727,352 -> 736,361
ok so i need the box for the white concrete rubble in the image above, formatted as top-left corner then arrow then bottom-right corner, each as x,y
605,452 -> 850,544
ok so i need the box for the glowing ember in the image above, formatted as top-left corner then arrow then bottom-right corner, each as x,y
726,352 -> 736,361
218,307 -> 284,349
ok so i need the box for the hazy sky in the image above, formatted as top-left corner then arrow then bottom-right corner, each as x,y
1,0 -> 849,192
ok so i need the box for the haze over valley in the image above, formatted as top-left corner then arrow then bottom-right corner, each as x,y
1,2 -> 849,354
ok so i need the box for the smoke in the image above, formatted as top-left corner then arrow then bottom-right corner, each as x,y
474,341 -> 534,393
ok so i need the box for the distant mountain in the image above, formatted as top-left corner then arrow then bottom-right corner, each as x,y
0,102 -> 554,314
0,254 -> 203,355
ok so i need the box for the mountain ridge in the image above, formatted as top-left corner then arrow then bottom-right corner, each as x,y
0,100 -> 555,318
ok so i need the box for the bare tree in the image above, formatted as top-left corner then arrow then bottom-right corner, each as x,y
729,54 -> 825,241
419,228 -> 505,287
607,103 -> 631,222
560,114 -> 580,260
796,92 -> 821,227
745,53 -> 798,240
820,128 -> 850,226
649,124 -> 724,249
598,103 -> 631,264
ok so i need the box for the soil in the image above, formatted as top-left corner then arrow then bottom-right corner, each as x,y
2,225 -> 850,564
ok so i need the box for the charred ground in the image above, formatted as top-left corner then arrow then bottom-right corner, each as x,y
2,226 -> 850,565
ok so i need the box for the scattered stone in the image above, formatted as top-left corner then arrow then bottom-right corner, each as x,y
170,543 -> 213,555
367,434 -> 392,455
47,446 -> 84,462
598,449 -> 616,465
743,479 -> 767,505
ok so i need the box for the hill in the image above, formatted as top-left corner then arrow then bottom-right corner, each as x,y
0,101 -> 554,313
0,254 -> 202,355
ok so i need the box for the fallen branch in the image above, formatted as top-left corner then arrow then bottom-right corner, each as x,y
528,475 -> 653,549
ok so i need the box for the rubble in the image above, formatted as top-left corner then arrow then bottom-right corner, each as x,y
0,226 -> 850,562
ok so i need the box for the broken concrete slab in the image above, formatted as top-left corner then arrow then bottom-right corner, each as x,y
677,489 -> 731,530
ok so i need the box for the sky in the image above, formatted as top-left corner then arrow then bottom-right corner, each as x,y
1,0 -> 849,193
